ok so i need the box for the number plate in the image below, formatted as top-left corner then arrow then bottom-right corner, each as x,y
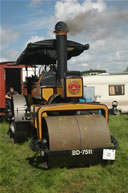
103,149 -> 116,160
72,149 -> 93,156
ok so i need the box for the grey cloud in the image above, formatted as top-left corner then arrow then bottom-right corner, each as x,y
65,8 -> 128,40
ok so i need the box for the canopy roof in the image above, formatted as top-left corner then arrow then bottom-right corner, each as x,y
16,39 -> 89,65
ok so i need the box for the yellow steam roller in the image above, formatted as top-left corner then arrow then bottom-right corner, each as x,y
9,21 -> 118,168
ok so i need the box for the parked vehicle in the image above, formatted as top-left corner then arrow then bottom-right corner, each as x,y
0,62 -> 36,120
83,73 -> 128,114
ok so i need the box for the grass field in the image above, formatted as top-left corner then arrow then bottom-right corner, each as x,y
0,115 -> 128,193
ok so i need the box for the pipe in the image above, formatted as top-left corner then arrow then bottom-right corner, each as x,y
54,21 -> 68,82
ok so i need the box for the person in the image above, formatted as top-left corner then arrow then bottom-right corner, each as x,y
5,87 -> 19,108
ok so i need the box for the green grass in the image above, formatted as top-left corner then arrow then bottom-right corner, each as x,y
0,115 -> 128,193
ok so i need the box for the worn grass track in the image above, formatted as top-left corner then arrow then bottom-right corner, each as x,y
0,115 -> 128,193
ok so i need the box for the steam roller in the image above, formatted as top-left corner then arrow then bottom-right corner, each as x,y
9,21 -> 118,168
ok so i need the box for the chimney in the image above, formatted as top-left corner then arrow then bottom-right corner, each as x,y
54,21 -> 68,83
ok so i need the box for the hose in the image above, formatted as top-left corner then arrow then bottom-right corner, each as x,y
111,135 -> 118,149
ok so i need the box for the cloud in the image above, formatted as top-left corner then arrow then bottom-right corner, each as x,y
55,0 -> 106,35
0,27 -> 20,61
0,27 -> 20,60
0,27 -> 20,43
29,0 -> 41,7
68,52 -> 94,71
25,35 -> 44,47
0,57 -> 8,62
55,0 -> 106,22
1,0 -> 128,73
53,0 -> 128,72
55,0 -> 128,39
3,49 -> 20,61
1,35 -> 45,62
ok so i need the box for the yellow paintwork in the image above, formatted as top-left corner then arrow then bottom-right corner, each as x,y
66,78 -> 83,97
57,86 -> 64,98
33,106 -> 40,128
36,103 -> 108,139
56,79 -> 65,97
56,78 -> 83,98
32,105 -> 47,128
41,88 -> 54,101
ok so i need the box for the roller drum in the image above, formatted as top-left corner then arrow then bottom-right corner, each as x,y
44,114 -> 111,151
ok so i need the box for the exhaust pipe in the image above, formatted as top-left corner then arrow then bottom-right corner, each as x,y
54,21 -> 68,83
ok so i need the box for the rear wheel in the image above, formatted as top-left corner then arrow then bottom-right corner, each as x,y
9,95 -> 32,143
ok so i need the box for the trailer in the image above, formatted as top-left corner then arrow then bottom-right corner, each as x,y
83,73 -> 128,114
0,61 -> 25,120
0,61 -> 49,121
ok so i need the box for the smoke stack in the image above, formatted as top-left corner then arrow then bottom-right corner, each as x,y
54,21 -> 68,82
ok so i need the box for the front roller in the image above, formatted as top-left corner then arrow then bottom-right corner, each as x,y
31,114 -> 118,168
9,95 -> 33,143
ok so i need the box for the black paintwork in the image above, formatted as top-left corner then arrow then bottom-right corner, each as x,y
16,39 -> 89,65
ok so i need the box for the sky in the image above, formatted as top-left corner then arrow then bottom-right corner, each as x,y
0,0 -> 128,72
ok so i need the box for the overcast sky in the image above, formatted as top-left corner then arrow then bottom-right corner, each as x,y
0,0 -> 128,72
